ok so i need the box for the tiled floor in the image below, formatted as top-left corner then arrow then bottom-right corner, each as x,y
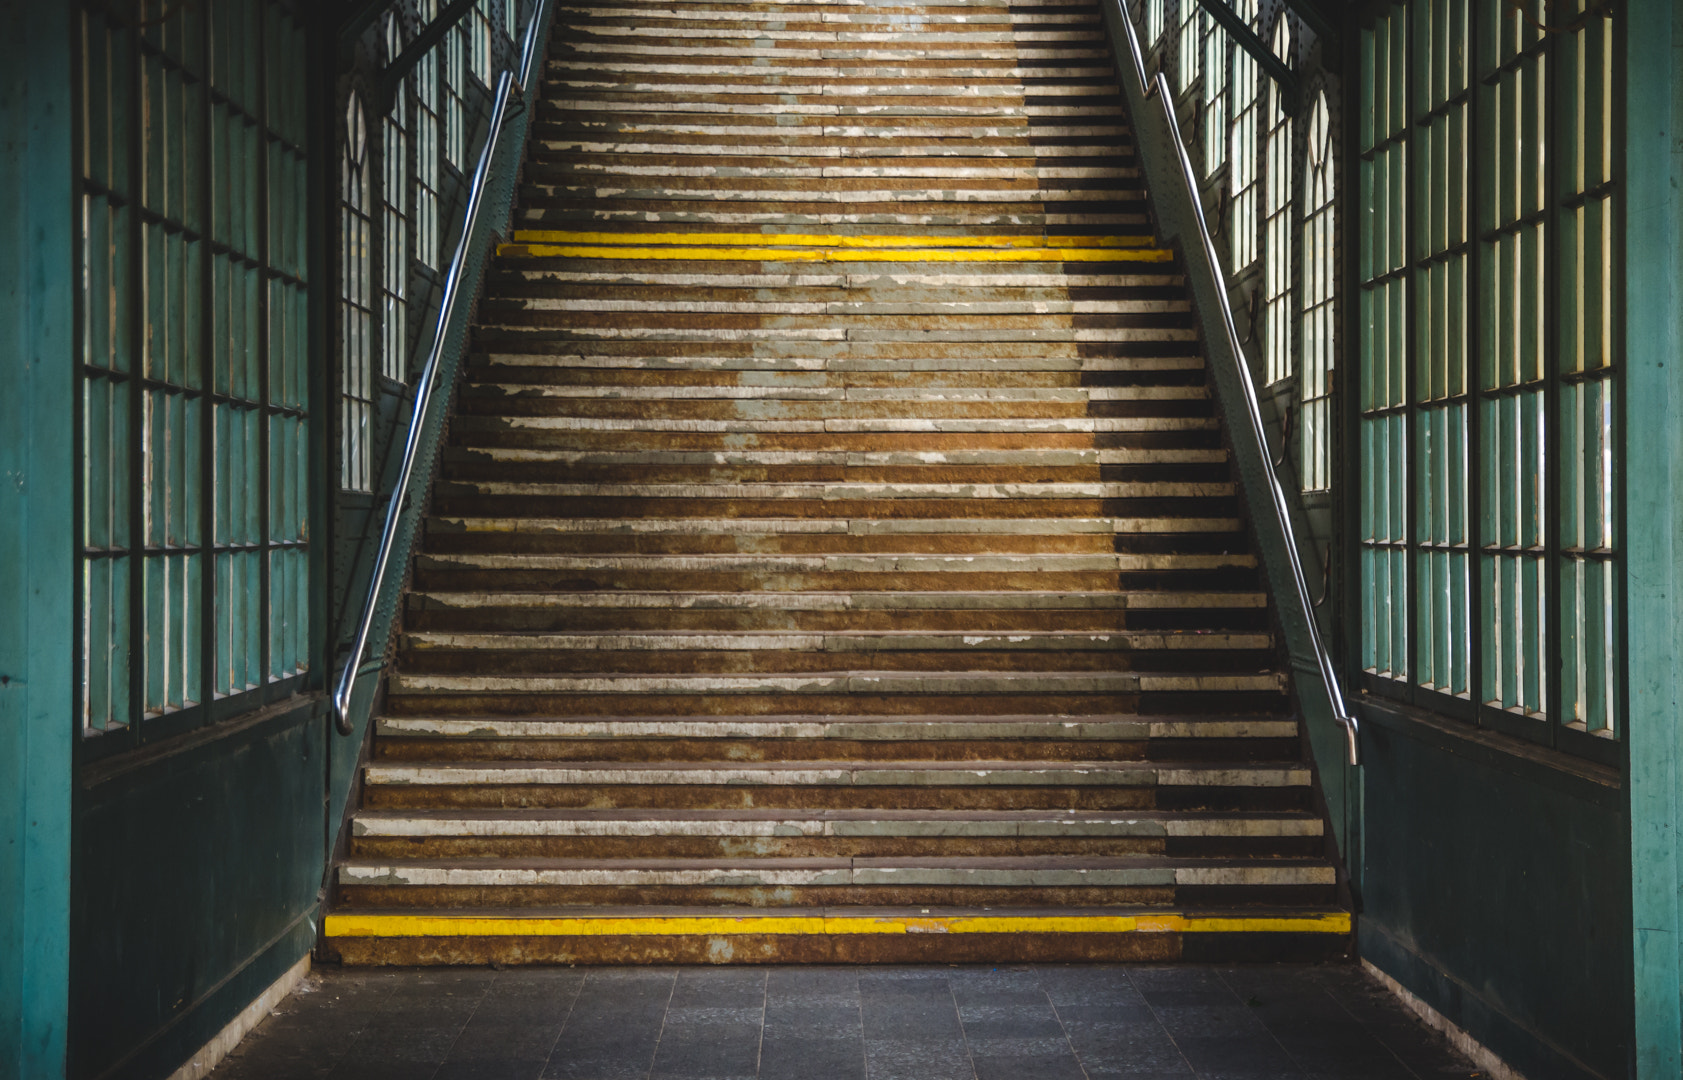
211,964 -> 1483,1080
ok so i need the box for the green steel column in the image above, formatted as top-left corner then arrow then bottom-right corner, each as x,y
1626,1 -> 1683,1074
0,2 -> 74,1078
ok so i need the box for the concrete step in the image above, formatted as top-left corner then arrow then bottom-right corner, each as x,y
327,0 -> 1344,967
318,904 -> 1349,964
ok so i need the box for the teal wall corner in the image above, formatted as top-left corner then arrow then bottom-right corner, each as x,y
1624,0 -> 1683,1075
0,1 -> 76,1077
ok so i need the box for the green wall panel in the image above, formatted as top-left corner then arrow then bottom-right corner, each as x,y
0,1 -> 75,1076
1623,0 -> 1683,1074
1358,702 -> 1630,1080
69,704 -> 323,1080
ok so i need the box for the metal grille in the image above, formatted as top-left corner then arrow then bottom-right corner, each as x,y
76,0 -> 310,734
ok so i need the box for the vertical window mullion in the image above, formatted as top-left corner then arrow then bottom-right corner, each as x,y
255,0 -> 271,693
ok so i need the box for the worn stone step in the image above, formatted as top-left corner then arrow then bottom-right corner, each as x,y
319,905 -> 1350,965
372,713 -> 1296,742
337,855 -> 1333,892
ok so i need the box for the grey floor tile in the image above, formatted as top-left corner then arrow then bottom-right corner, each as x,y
763,1002 -> 863,1038
863,1038 -> 977,1080
649,1019 -> 763,1080
958,1006 -> 1069,1042
971,1048 -> 1087,1080
760,1034 -> 867,1080
1172,1034 -> 1301,1075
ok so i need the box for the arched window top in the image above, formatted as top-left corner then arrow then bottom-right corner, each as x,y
1306,91 -> 1333,206
345,91 -> 367,172
1268,14 -> 1294,69
384,10 -> 405,65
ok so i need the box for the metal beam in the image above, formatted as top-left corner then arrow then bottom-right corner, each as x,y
1193,0 -> 1298,112
376,0 -> 478,115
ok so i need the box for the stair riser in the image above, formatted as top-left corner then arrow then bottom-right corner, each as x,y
417,533 -> 1247,556
363,786 -> 1311,813
334,884 -> 1335,908
381,693 -> 1294,718
370,738 -> 1301,764
403,607 -> 1272,635
347,835 -> 1324,860
395,650 -> 1275,676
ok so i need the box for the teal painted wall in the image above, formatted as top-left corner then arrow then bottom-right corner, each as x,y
1356,701 -> 1630,1080
0,1 -> 75,1075
69,704 -> 324,1080
1624,0 -> 1683,1074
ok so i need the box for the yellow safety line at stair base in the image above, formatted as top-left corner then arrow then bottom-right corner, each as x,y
512,230 -> 1160,251
323,912 -> 1352,939
498,243 -> 1174,264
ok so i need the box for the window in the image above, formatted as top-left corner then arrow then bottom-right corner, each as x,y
1262,19 -> 1296,387
76,0 -> 311,736
1357,0 -> 1621,752
1228,0 -> 1262,268
416,1 -> 442,271
341,93 -> 373,492
444,20 -> 467,170
380,15 -> 410,383
1144,0 -> 1165,50
471,0 -> 493,84
1177,3 -> 1203,96
1201,11 -> 1228,174
1301,92 -> 1334,492
1358,9 -> 1409,684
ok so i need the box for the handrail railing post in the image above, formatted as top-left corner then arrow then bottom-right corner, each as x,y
332,1 -> 551,736
1110,3 -> 1360,766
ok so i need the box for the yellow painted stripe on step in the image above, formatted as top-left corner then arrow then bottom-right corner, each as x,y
498,243 -> 1173,263
512,230 -> 1160,251
323,912 -> 1351,938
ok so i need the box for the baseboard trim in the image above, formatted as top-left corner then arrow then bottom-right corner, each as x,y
1362,959 -> 1528,1080
163,954 -> 310,1080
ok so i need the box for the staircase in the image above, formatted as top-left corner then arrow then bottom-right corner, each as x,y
323,0 -> 1348,965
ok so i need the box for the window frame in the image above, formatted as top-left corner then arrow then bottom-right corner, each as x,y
72,0 -> 314,755
1353,0 -> 1625,764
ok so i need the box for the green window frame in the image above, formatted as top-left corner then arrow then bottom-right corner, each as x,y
75,0 -> 311,742
1357,0 -> 1621,758
1200,9 -> 1228,175
1177,3 -> 1203,96
1227,0 -> 1262,269
1262,19 -> 1295,387
1301,91 -> 1335,493
340,93 -> 374,493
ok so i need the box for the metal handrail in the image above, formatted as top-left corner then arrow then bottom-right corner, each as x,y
333,4 -> 549,735
1112,6 -> 1360,766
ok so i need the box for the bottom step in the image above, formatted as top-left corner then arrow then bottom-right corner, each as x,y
321,907 -> 1352,965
